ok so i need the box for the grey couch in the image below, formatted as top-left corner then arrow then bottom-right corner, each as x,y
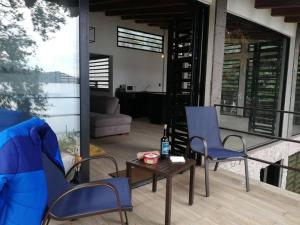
90,95 -> 132,138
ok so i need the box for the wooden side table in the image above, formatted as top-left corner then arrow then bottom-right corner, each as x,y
126,158 -> 196,225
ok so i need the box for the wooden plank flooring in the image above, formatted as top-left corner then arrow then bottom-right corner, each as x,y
50,119 -> 300,225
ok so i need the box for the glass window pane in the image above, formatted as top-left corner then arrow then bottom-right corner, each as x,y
292,50 -> 300,135
219,14 -> 288,147
0,0 -> 80,152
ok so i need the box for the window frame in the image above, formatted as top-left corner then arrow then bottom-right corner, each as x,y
117,26 -> 164,53
218,13 -> 290,148
89,53 -> 113,93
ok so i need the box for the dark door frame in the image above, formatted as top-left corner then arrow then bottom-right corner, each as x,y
167,4 -> 209,156
79,0 -> 90,181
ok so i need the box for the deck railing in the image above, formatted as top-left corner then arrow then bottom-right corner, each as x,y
214,104 -> 300,193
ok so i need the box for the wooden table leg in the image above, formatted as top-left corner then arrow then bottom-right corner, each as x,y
152,173 -> 157,192
126,162 -> 132,192
165,176 -> 172,225
189,165 -> 195,205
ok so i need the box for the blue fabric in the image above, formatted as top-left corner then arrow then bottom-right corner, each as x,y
0,109 -> 31,132
50,177 -> 132,218
0,136 -> 43,173
186,107 -> 244,159
199,147 -> 244,159
0,117 -> 44,149
41,153 -> 71,206
0,117 -> 64,225
32,124 -> 65,172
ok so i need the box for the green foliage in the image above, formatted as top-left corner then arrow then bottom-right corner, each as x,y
58,133 -> 78,154
31,1 -> 66,41
0,70 -> 47,115
0,0 -> 70,70
0,2 -> 35,71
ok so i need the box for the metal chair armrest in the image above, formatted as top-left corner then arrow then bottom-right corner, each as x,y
189,136 -> 209,157
44,181 -> 122,221
222,134 -> 247,154
65,155 -> 119,178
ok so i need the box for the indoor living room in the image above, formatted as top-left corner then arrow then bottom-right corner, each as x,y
87,0 -> 212,163
88,3 -> 170,169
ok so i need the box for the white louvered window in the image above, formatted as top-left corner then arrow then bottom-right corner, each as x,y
89,55 -> 112,91
117,27 -> 163,53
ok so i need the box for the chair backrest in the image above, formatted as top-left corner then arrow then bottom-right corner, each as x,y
41,153 -> 71,207
185,107 -> 223,150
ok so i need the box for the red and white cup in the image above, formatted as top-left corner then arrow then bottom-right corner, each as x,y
143,153 -> 159,164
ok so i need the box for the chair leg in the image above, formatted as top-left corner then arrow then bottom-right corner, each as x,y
214,162 -> 219,171
118,208 -> 125,225
244,158 -> 250,192
46,218 -> 51,225
41,216 -> 50,225
204,157 -> 210,197
124,210 -> 129,225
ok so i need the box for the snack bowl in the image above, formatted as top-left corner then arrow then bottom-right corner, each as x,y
143,153 -> 159,164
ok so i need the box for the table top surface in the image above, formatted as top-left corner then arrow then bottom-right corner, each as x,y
127,157 -> 196,176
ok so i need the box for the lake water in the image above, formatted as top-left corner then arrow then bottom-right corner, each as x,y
0,82 -> 80,137
41,83 -> 80,136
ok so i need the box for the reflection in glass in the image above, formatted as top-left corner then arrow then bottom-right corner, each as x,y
292,51 -> 300,135
219,14 -> 289,147
286,152 -> 300,194
0,0 -> 80,151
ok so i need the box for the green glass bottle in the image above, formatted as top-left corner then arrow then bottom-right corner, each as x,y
160,124 -> 169,159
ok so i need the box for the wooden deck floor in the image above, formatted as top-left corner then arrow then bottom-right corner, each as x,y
50,119 -> 300,225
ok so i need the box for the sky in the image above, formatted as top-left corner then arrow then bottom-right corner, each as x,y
21,6 -> 80,77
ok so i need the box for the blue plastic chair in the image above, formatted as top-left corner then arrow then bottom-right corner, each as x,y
185,106 -> 250,197
41,153 -> 132,225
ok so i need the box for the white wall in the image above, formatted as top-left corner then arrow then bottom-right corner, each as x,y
89,12 -> 166,95
227,0 -> 297,37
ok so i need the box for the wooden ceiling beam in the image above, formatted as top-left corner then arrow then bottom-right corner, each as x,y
271,8 -> 300,16
106,6 -> 189,16
135,19 -> 174,24
145,23 -> 168,29
255,0 -> 300,9
121,12 -> 188,20
284,16 -> 300,23
148,23 -> 168,27
90,0 -> 186,12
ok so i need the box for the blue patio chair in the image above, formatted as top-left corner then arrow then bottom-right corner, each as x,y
185,106 -> 250,197
41,153 -> 132,225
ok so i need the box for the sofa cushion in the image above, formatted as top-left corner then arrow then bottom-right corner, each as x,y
91,124 -> 131,138
90,113 -> 132,128
90,95 -> 119,114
